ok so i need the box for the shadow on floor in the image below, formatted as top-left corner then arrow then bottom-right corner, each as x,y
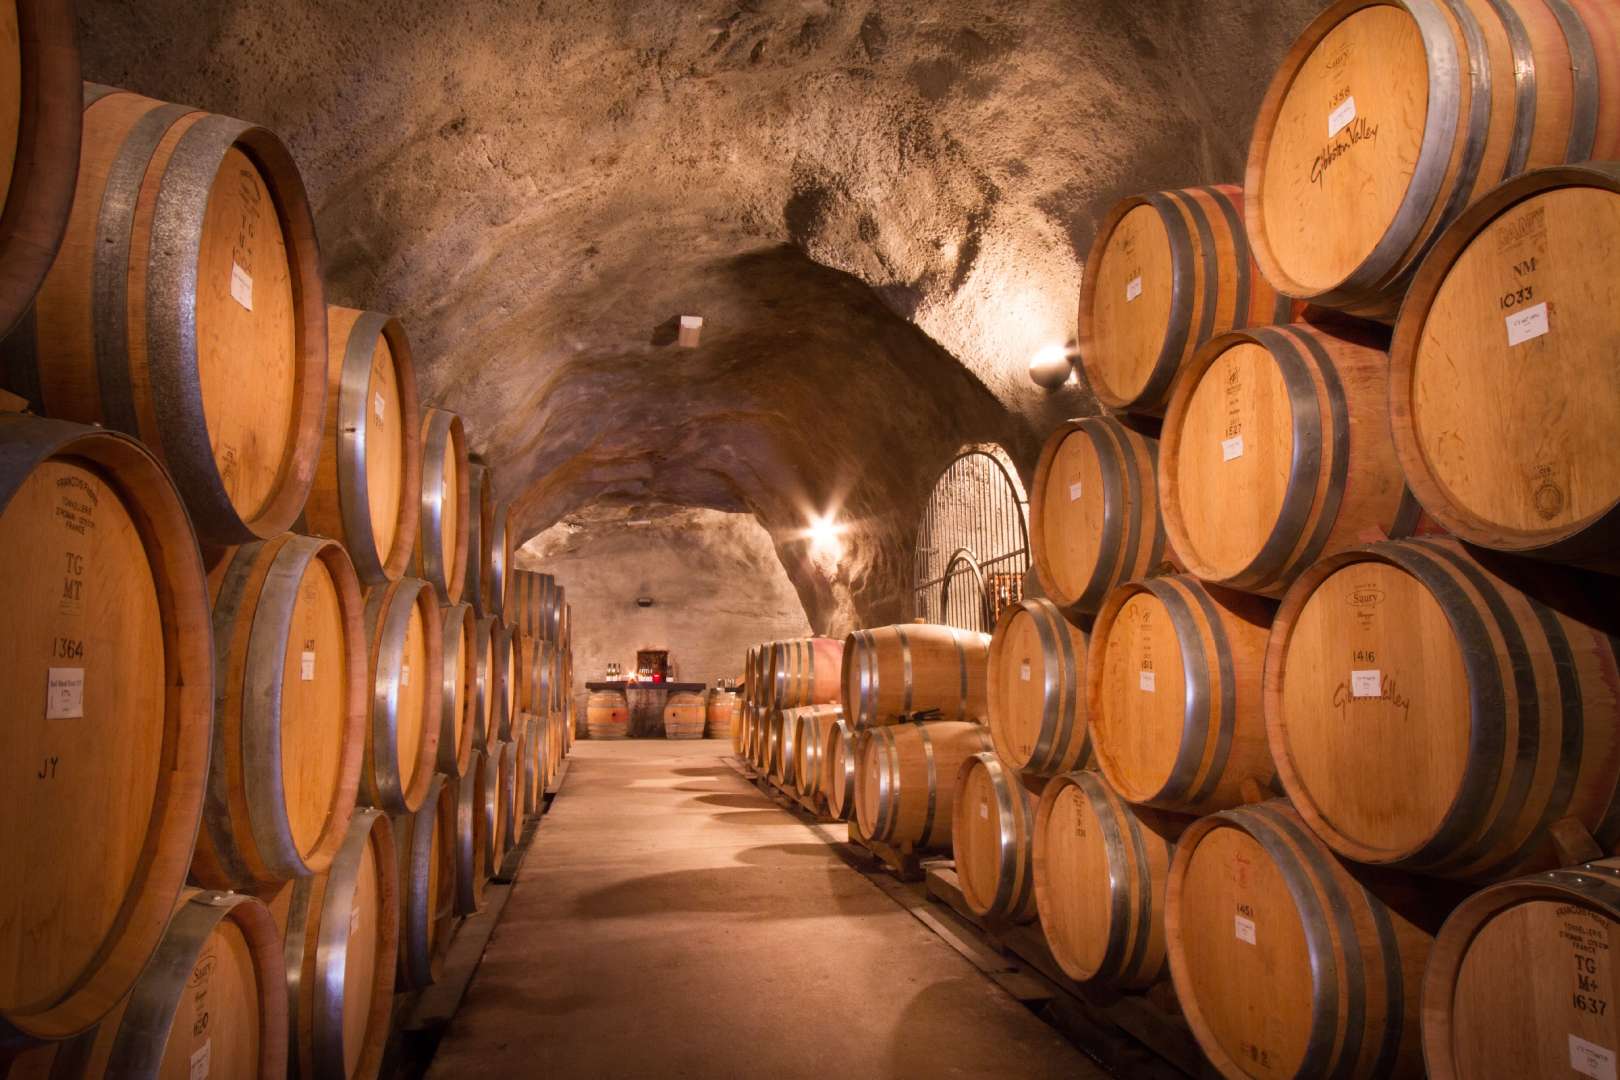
689,793 -> 770,810
732,843 -> 837,864
670,766 -> 733,778
713,809 -> 796,827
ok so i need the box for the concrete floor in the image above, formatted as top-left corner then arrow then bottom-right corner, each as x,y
426,739 -> 1102,1079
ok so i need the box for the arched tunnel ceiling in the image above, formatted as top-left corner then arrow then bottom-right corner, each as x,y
79,0 -> 1322,631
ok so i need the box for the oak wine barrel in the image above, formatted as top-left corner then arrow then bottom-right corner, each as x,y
1078,184 -> 1291,413
11,84 -> 326,544
586,690 -> 629,739
1030,416 -> 1178,616
987,598 -> 1091,777
1088,575 -> 1276,814
1161,323 -> 1419,597
707,690 -> 738,740
277,807 -> 397,1080
436,602 -> 476,778
820,718 -> 858,821
664,691 -> 705,740
841,623 -> 991,728
462,462 -> 493,617
471,614 -> 497,749
519,713 -> 546,819
394,774 -> 456,992
788,705 -> 841,799
779,636 -> 844,708
453,758 -> 489,916
306,306 -> 421,584
855,721 -> 993,852
483,743 -> 510,879
77,889 -> 286,1078
1032,770 -> 1184,988
1266,537 -> 1620,880
488,501 -> 510,617
498,737 -> 522,853
413,407 -> 469,604
489,621 -> 517,745
950,753 -> 1040,923
1245,0 -> 1620,318
0,0 -> 80,339
1167,801 -> 1432,1079
1390,162 -> 1620,571
0,417 -> 212,1040
730,694 -> 747,754
195,533 -> 366,890
767,707 -> 792,783
1422,857 -> 1620,1079
360,577 -> 442,816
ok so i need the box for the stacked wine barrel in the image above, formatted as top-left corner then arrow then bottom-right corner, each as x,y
0,58 -> 578,1076
1025,2 -> 1620,1076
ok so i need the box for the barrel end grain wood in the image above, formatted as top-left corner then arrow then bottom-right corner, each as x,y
950,753 -> 1039,924
0,1 -> 80,340
1390,163 -> 1620,571
17,85 -> 328,545
0,417 -> 212,1041
193,532 -> 367,891
987,597 -> 1090,777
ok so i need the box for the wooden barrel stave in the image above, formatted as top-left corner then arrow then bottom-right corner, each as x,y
452,758 -> 488,916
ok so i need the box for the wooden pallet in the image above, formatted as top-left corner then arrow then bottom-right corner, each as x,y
845,825 -> 926,882
925,864 -> 1216,1079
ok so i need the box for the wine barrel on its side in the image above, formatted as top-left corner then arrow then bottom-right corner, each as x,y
987,598 -> 1090,777
1088,575 -> 1276,814
729,694 -> 747,754
841,623 -> 992,728
1167,801 -> 1432,1079
306,306 -> 421,584
707,690 -> 737,740
0,0 -> 81,339
1078,184 -> 1290,414
0,417 -> 212,1041
1033,770 -> 1185,988
76,889 -> 287,1079
783,636 -> 844,707
488,621 -> 517,745
520,713 -> 545,819
1244,0 -> 1620,318
498,737 -> 522,856
1390,162 -> 1620,571
950,753 -> 1040,924
586,690 -> 629,739
278,807 -> 397,1080
413,407 -> 469,605
470,615 -> 497,750
461,462 -> 493,617
453,758 -> 489,916
1422,857 -> 1620,1080
855,722 -> 993,852
482,745 -> 509,880
14,84 -> 327,544
436,602 -> 476,778
1161,323 -> 1417,597
767,708 -> 793,784
1266,537 -> 1620,881
194,533 -> 366,890
664,691 -> 706,740
788,705 -> 841,799
821,718 -> 859,821
488,501 -> 511,618
394,774 -> 456,992
1030,416 -> 1178,617
360,577 -> 443,816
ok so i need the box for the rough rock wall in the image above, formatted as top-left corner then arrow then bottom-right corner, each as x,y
79,0 -> 1323,628
521,507 -> 812,709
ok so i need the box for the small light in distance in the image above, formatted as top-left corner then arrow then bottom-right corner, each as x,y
1028,342 -> 1073,389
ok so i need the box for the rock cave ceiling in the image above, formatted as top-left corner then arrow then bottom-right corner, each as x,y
80,0 -> 1322,630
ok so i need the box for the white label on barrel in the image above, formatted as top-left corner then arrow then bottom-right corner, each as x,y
1020,660 -> 1031,682
1125,275 -> 1143,302
979,801 -> 988,820
1570,1035 -> 1616,1080
189,1040 -> 211,1080
301,650 -> 316,680
46,668 -> 84,720
1138,670 -> 1155,692
1328,95 -> 1356,138
230,263 -> 253,311
1506,301 -> 1549,347
1235,915 -> 1257,945
1068,481 -> 1083,502
373,391 -> 386,421
1351,669 -> 1381,698
1221,435 -> 1244,462
401,663 -> 411,687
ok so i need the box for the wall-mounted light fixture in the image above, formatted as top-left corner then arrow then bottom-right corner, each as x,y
678,316 -> 703,348
1028,342 -> 1074,389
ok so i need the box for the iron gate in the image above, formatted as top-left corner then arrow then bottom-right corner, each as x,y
911,445 -> 1029,633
